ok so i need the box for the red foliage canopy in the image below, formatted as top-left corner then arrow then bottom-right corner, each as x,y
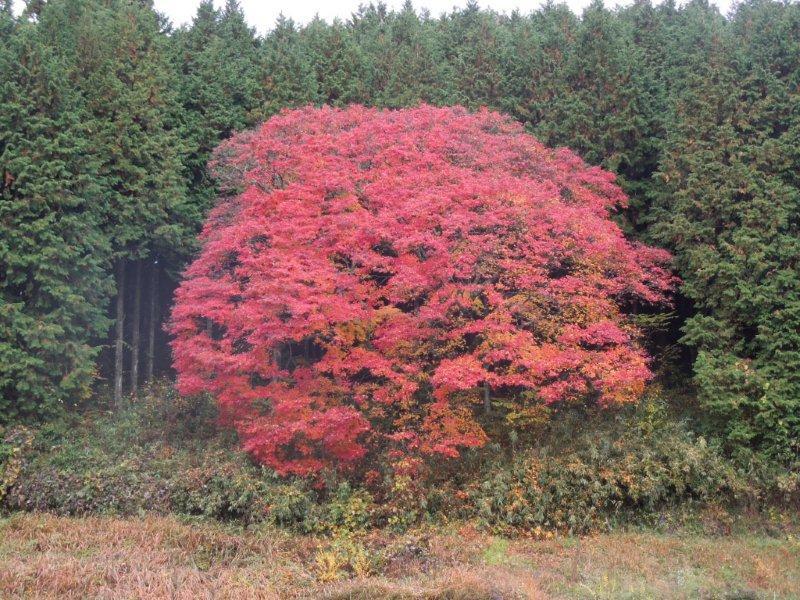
170,105 -> 674,476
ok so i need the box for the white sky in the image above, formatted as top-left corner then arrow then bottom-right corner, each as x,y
153,0 -> 736,32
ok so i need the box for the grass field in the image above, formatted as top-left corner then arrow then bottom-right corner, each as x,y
0,512 -> 797,599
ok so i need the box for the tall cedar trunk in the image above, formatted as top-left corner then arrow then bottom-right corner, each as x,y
483,382 -> 491,414
113,260 -> 125,406
146,261 -> 157,383
130,260 -> 142,397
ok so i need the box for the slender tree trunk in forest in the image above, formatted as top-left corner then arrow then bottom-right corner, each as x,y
483,381 -> 491,414
113,260 -> 125,407
146,260 -> 157,383
130,260 -> 142,398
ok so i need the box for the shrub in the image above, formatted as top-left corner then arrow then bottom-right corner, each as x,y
0,425 -> 34,505
310,482 -> 376,534
1,387 -> 315,528
464,400 -> 746,533
5,385 -> 789,535
170,462 -> 314,526
170,105 -> 674,477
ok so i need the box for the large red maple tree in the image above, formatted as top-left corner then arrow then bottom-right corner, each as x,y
170,105 -> 674,477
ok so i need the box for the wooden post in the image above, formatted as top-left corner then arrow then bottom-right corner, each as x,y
130,260 -> 142,397
146,260 -> 158,383
113,260 -> 126,407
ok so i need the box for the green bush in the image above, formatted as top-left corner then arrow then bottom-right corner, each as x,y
3,384 -> 793,535
1,425 -> 34,505
170,460 -> 317,527
1,384 -> 316,529
463,401 -> 747,533
304,482 -> 376,535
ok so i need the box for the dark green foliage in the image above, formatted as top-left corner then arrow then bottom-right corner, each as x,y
2,0 -> 200,418
514,1 -> 664,231
650,0 -> 800,461
5,384 -> 791,535
0,11 -> 113,420
258,15 -> 320,116
440,3 -> 509,108
57,0 -> 192,261
172,0 -> 262,215
302,17 -> 371,107
465,401 -> 745,533
350,1 -> 456,107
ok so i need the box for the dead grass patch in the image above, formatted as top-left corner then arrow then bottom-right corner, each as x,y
0,513 -> 797,599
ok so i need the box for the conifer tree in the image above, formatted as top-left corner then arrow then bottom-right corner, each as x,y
1,0 -> 798,470
301,17 -> 370,106
651,0 -> 800,459
0,9 -> 113,420
46,0 -> 192,401
173,0 -> 262,215
350,1 -> 455,107
440,2 -> 509,108
259,15 -> 320,117
523,1 -> 663,231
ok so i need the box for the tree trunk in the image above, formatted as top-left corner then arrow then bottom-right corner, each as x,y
483,381 -> 491,415
146,260 -> 157,383
113,260 -> 125,407
130,260 -> 142,397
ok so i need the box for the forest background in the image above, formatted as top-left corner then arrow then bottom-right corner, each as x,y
1,0 -> 798,551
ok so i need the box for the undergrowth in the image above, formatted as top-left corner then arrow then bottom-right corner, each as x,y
2,380 -> 797,537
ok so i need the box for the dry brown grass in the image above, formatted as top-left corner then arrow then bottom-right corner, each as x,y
0,513 -> 797,599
